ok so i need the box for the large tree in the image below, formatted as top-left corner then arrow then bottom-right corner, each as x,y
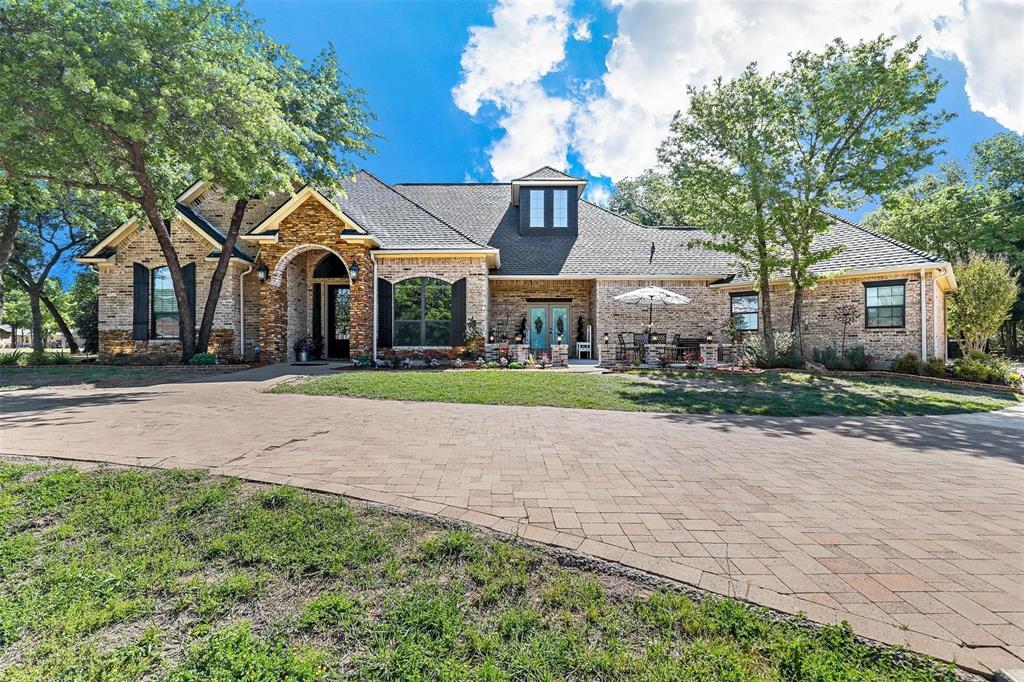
948,255 -> 1018,355
0,0 -> 374,361
776,36 -> 950,350
659,66 -> 791,358
608,170 -> 690,227
6,194 -> 106,352
867,134 -> 1024,352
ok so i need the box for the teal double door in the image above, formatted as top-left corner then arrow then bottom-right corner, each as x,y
528,303 -> 570,354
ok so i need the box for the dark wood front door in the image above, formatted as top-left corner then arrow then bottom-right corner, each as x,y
327,284 -> 350,358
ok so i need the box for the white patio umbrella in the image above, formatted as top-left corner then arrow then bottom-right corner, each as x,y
613,286 -> 691,326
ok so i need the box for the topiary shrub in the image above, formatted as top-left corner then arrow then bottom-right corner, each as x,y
891,353 -> 920,375
189,352 -> 219,366
921,357 -> 946,378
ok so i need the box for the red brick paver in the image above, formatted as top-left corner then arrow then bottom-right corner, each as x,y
2,367 -> 1022,674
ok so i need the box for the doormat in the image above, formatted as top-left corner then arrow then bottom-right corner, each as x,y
290,361 -> 330,366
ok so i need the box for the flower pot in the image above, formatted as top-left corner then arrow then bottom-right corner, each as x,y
296,350 -> 309,363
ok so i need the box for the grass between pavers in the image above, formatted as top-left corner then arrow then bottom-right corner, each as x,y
0,462 -> 960,681
269,369 -> 1020,416
0,365 -> 241,390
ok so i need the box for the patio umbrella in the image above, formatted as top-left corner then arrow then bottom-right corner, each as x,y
613,286 -> 691,325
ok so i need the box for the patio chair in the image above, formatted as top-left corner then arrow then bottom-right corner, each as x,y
576,325 -> 592,359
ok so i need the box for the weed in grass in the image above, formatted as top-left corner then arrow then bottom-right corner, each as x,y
298,593 -> 365,638
467,544 -> 538,606
167,621 -> 328,682
418,529 -> 480,562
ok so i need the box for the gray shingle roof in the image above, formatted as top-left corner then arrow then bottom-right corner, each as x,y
332,172 -> 489,250
176,203 -> 253,262
393,183 -> 945,278
513,166 -> 585,182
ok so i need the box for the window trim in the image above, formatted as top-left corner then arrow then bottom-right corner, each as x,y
529,189 -> 545,228
392,277 -> 452,347
150,266 -> 180,340
863,279 -> 907,330
729,291 -> 759,332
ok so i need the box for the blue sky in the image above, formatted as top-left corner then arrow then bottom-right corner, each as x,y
245,0 -> 1021,224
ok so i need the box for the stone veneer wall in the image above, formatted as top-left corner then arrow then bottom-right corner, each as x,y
594,272 -> 946,365
257,198 -> 374,363
376,255 -> 490,344
488,279 -> 596,354
97,218 -> 244,361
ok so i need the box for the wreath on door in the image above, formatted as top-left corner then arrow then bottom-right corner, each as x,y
534,315 -> 544,335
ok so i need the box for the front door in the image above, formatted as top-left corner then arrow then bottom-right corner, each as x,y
327,284 -> 350,358
528,304 -> 570,354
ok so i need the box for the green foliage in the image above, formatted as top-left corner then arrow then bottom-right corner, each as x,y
188,352 -> 219,366
921,357 -> 947,378
167,622 -> 327,682
948,254 -> 1019,354
298,593 -> 364,637
892,353 -> 922,375
744,331 -> 802,369
609,170 -> 690,226
507,360 -> 527,369
419,529 -> 480,562
811,345 -> 869,371
0,350 -> 23,366
952,351 -> 1020,386
69,269 -> 99,354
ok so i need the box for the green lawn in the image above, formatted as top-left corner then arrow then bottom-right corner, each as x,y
0,462 -> 957,681
270,369 -> 1020,416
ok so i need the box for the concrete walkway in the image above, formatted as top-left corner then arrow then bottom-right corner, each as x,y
2,365 -> 1022,674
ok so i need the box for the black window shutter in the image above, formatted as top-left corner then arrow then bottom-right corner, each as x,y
568,186 -> 579,232
519,188 -> 530,233
132,263 -> 149,340
182,262 -> 196,322
377,278 -> 393,348
544,189 -> 554,228
451,277 -> 467,345
312,285 -> 321,342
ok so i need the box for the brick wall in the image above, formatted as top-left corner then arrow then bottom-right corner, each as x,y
489,279 -> 596,352
97,218 -> 244,362
592,273 -> 946,366
376,255 -> 490,344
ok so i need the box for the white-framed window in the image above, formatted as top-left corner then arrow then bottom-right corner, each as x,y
730,292 -> 758,331
529,189 -> 545,227
553,189 -> 568,227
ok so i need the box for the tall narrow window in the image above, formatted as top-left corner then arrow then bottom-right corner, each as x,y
553,189 -> 568,227
151,266 -> 179,339
393,277 -> 452,346
730,292 -> 758,331
529,189 -> 545,227
865,281 -> 906,328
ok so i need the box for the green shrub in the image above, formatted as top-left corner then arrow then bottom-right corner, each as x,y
921,357 -> 947,378
843,346 -> 868,371
811,345 -> 868,371
23,350 -> 50,366
482,360 -> 500,369
0,350 -> 23,366
188,353 -> 219,366
744,332 -> 802,369
952,351 -> 1019,386
507,361 -> 526,369
891,353 -> 920,375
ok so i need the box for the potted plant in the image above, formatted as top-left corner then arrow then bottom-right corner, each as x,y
293,337 -> 314,362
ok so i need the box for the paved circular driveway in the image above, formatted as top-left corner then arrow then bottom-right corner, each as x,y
2,365 -> 1022,674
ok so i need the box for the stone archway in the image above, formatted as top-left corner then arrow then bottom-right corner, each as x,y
269,243 -> 350,289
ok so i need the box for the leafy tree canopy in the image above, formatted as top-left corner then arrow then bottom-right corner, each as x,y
948,255 -> 1019,355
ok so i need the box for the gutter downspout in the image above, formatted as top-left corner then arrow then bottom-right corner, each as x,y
239,263 -> 253,360
370,251 -> 378,363
920,266 -> 927,360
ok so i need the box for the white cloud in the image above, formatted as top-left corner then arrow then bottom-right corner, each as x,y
452,0 -> 574,179
572,18 -> 592,42
584,183 -> 611,207
456,0 -> 1024,183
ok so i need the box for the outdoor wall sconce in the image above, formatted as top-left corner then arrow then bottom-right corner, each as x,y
348,261 -> 360,281
705,331 -> 714,342
650,333 -> 658,343
256,262 -> 269,283
514,334 -> 523,343
603,332 -> 609,344
556,334 -> 563,345
489,333 -> 495,343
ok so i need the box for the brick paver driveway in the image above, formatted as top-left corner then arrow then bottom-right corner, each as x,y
2,365 -> 1022,674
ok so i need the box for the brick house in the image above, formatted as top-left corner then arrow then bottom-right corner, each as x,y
78,167 -> 956,366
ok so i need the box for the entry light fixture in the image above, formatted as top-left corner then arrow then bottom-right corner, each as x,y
650,333 -> 658,343
603,332 -> 609,344
489,333 -> 495,343
348,261 -> 360,281
256,261 -> 269,283
556,333 -> 563,345
705,331 -> 714,342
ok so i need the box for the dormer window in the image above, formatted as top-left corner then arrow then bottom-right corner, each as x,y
553,190 -> 568,228
529,190 -> 545,228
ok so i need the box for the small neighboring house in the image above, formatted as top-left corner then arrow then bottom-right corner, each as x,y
0,324 -> 32,348
77,167 -> 955,365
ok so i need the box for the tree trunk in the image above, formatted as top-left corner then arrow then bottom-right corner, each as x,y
0,204 -> 20,322
196,198 -> 248,353
125,142 -> 196,362
28,288 -> 44,353
40,292 -> 80,354
756,245 -> 776,358
790,283 -> 804,358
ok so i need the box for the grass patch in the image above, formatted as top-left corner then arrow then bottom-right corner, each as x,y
270,369 -> 1020,416
0,461 -> 959,680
